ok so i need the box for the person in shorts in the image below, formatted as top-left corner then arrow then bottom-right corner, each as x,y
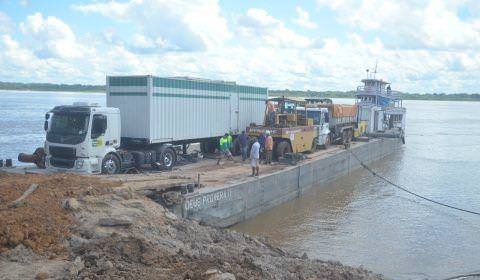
250,138 -> 260,176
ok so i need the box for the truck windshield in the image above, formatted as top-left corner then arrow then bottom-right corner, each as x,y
46,113 -> 90,144
50,113 -> 89,135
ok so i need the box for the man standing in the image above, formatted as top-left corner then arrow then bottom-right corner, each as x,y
250,138 -> 260,177
258,132 -> 266,150
217,133 -> 233,165
258,132 -> 266,161
226,131 -> 233,150
265,131 -> 273,164
238,130 -> 249,161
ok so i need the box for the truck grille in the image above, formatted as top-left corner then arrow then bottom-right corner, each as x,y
49,157 -> 75,168
49,146 -> 76,159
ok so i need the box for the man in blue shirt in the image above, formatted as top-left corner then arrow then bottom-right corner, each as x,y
238,131 -> 249,161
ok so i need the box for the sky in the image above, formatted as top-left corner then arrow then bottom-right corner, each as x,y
0,0 -> 479,93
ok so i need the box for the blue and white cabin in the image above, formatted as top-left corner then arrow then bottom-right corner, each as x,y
356,77 -> 406,139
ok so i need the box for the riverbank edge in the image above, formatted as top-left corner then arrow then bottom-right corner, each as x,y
0,173 -> 385,279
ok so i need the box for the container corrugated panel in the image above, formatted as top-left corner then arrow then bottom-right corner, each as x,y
106,75 -> 268,143
151,77 -> 232,142
238,85 -> 267,130
106,76 -> 149,139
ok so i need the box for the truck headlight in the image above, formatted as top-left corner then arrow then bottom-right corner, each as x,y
75,159 -> 84,169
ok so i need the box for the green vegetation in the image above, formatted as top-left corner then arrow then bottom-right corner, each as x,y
0,81 -> 105,92
1,81 -> 479,101
270,89 -> 480,102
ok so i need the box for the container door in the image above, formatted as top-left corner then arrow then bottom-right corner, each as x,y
230,92 -> 239,133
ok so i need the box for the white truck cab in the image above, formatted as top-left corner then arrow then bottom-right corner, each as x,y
44,102 -> 121,173
296,106 -> 330,147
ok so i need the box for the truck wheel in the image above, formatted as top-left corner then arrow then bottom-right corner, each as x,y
310,138 -> 318,153
102,154 -> 120,174
276,141 -> 292,159
322,134 -> 331,149
200,139 -> 217,154
342,130 -> 348,144
160,148 -> 176,170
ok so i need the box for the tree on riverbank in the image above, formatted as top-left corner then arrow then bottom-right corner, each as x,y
1,81 -> 479,101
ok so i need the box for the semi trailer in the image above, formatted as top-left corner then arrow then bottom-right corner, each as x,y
43,75 -> 267,174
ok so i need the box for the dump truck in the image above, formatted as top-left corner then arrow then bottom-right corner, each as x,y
42,75 -> 267,174
305,100 -> 358,145
246,97 -> 318,159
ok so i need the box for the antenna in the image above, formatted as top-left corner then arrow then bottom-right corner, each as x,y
373,60 -> 378,79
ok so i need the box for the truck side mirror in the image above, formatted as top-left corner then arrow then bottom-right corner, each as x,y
44,113 -> 50,131
91,115 -> 107,139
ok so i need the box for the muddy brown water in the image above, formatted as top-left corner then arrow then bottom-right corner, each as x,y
2,92 -> 480,279
233,100 -> 480,279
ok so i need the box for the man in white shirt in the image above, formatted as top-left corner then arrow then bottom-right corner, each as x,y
250,138 -> 260,177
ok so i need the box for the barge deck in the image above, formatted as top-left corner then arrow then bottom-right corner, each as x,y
1,138 -> 402,227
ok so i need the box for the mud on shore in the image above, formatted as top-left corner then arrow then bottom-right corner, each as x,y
0,173 -> 384,280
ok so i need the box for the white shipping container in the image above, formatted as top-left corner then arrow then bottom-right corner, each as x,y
106,75 -> 267,143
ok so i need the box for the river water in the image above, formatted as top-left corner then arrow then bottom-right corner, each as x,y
233,100 -> 480,279
1,91 -> 480,279
0,91 -> 105,163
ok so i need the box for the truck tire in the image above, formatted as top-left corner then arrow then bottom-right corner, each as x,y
158,148 -> 176,170
342,130 -> 348,144
310,137 -> 318,153
200,139 -> 217,154
101,153 -> 120,174
276,141 -> 292,159
321,134 -> 331,149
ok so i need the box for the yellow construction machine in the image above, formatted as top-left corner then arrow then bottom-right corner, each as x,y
247,97 -> 318,159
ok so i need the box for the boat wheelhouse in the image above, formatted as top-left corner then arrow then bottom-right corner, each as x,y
356,76 -> 406,140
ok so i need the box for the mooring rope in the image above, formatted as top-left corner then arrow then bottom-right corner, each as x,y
442,272 -> 480,280
346,147 -> 480,217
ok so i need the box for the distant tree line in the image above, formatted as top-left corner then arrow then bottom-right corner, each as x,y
0,81 -> 105,92
1,81 -> 479,101
270,89 -> 480,101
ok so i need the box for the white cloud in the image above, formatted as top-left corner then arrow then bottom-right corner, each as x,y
72,0 -> 131,19
131,34 -> 155,49
1,1 -> 480,94
0,12 -> 13,34
294,6 -> 317,29
73,0 -> 231,51
0,34 -> 83,81
237,8 -> 312,48
316,0 -> 480,50
19,13 -> 85,59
